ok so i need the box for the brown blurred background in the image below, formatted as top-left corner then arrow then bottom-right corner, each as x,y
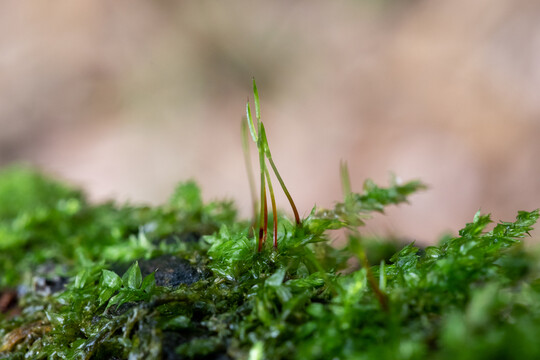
1,0 -> 539,243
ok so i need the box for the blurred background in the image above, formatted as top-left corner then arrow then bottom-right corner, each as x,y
1,0 -> 539,243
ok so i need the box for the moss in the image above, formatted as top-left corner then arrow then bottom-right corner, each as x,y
1,83 -> 539,359
0,165 -> 538,359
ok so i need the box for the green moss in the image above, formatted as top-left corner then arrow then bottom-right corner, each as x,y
0,165 -> 538,359
1,85 -> 539,359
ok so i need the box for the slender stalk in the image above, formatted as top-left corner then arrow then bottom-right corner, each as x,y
267,157 -> 301,225
263,189 -> 268,245
258,176 -> 267,252
247,78 -> 302,253
264,167 -> 278,249
257,121 -> 268,252
259,123 -> 301,225
358,244 -> 388,312
343,164 -> 388,311
340,160 -> 352,197
241,119 -> 259,230
252,78 -> 261,121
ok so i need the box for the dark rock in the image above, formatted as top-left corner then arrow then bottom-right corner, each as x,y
139,255 -> 201,287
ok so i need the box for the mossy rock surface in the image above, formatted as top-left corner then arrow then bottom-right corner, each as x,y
1,166 -> 540,360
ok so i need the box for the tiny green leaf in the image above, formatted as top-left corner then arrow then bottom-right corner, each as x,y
141,272 -> 156,294
266,268 -> 286,287
74,269 -> 91,289
99,287 -> 117,306
100,269 -> 122,289
122,261 -> 142,289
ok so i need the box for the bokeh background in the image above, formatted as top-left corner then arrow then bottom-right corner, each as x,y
1,0 -> 539,243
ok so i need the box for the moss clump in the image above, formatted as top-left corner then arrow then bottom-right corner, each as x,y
1,80 -> 539,359
0,165 -> 539,359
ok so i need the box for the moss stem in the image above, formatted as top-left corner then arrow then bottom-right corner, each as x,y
265,167 -> 278,249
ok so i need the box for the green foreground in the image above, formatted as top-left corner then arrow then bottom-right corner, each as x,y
0,165 -> 539,360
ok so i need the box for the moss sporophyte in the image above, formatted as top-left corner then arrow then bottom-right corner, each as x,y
0,81 -> 539,360
244,79 -> 301,252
